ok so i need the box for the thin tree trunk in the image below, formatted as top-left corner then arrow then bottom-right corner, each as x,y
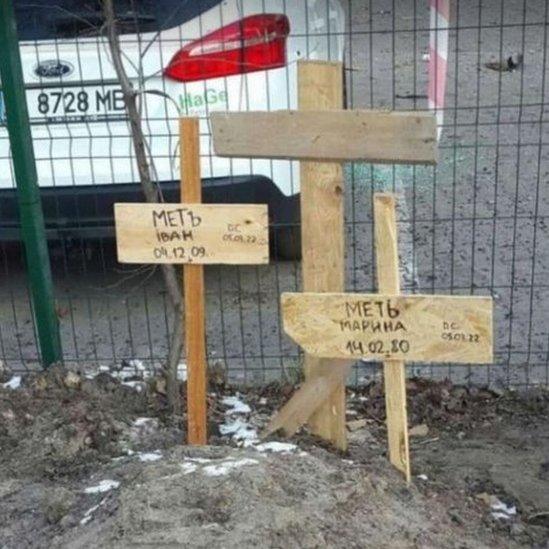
103,0 -> 183,413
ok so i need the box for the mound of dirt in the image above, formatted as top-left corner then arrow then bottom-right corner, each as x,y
0,368 -> 547,548
0,365 -> 182,479
50,446 -> 515,549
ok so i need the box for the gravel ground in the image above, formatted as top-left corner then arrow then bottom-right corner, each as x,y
1,0 -> 549,389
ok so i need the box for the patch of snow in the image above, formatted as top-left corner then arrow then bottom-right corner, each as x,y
80,515 -> 93,526
84,479 -> 120,494
137,451 -> 162,462
177,363 -> 187,381
80,497 -> 107,525
3,376 -> 21,390
84,365 -> 108,379
110,359 -> 151,383
219,394 -> 306,457
202,458 -> 259,477
490,498 -> 516,520
128,359 -> 146,372
133,417 -> 156,427
187,457 -> 214,464
121,380 -> 145,392
219,394 -> 261,448
491,499 -> 516,514
219,418 -> 258,443
181,462 -> 198,475
84,362 -> 154,385
222,395 -> 251,415
255,441 -> 298,454
259,397 -> 268,405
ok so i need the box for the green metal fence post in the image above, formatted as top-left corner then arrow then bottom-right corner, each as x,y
0,0 -> 62,366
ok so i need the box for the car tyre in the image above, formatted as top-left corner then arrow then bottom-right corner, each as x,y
273,225 -> 301,261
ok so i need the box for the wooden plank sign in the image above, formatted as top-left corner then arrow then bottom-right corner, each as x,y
282,293 -> 493,364
211,110 -> 437,165
114,117 -> 272,447
114,203 -> 268,265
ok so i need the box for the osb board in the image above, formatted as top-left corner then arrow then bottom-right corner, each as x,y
115,203 -> 268,264
282,293 -> 493,363
211,110 -> 437,164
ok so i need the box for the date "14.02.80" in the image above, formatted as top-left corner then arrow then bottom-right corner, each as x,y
345,339 -> 410,355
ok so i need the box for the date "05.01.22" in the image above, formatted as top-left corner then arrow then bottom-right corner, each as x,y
441,332 -> 480,343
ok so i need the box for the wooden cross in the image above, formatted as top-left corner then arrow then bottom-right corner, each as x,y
211,63 -> 493,480
281,193 -> 493,480
114,117 -> 269,445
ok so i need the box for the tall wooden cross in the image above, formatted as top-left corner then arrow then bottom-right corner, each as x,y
114,117 -> 269,445
211,61 -> 493,481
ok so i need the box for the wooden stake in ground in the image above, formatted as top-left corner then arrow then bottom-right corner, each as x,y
114,117 -> 269,446
297,60 -> 347,450
180,118 -> 207,445
375,194 -> 410,480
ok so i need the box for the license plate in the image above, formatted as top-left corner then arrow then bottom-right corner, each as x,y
28,86 -> 126,124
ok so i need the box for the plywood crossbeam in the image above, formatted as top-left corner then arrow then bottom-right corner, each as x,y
211,110 -> 437,164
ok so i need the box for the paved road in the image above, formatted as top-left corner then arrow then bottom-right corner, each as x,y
1,0 -> 548,388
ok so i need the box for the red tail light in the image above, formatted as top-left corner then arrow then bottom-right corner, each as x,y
164,14 -> 290,82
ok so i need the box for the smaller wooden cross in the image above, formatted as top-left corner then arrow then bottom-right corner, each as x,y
281,193 -> 493,481
114,117 -> 269,445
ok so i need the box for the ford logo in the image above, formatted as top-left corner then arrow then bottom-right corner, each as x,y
34,60 -> 74,79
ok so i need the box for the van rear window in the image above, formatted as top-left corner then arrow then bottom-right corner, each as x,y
15,0 -> 223,41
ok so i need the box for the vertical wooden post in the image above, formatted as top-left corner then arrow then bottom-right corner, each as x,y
374,194 -> 411,482
180,117 -> 207,445
298,60 -> 347,450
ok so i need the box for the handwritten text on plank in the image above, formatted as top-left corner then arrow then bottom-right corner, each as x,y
115,203 -> 269,264
282,293 -> 493,363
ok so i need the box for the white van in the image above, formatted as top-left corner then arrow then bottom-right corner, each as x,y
0,0 -> 345,257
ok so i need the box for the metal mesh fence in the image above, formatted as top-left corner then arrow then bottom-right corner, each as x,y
1,0 -> 548,390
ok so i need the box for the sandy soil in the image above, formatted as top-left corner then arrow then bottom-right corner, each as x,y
0,367 -> 548,548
